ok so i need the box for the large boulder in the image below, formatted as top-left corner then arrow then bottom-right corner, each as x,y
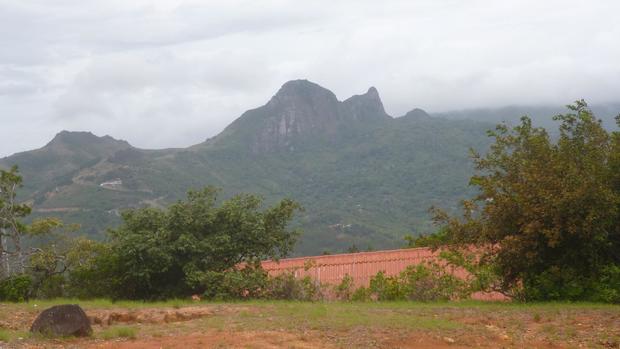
30,304 -> 92,337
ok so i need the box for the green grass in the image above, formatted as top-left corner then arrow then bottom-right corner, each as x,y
8,298 -> 620,313
0,329 -> 10,342
254,302 -> 461,330
0,329 -> 30,343
19,298 -> 198,310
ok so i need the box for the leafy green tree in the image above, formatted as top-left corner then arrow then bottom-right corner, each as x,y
434,101 -> 620,301
83,187 -> 301,300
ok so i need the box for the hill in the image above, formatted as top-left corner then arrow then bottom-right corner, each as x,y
1,80 -> 494,255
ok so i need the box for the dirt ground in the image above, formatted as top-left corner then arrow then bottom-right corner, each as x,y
1,301 -> 619,348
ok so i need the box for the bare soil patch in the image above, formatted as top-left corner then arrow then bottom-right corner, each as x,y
87,306 -> 219,326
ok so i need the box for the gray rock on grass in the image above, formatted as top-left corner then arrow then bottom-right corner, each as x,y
30,304 -> 92,337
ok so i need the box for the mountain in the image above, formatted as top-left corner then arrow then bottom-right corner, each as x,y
2,131 -> 131,197
213,80 -> 390,153
1,80 -> 494,255
434,103 -> 620,131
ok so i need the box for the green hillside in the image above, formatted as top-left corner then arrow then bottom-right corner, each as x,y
1,80 -> 493,255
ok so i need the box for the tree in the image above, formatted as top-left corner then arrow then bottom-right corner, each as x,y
81,187 -> 302,300
1,166 -> 33,276
0,166 -> 80,299
434,101 -> 620,301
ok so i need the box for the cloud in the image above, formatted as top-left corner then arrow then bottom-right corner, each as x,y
1,0 -> 619,156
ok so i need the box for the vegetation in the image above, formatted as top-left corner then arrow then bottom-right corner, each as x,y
68,188 -> 301,300
2,100 -> 619,305
1,300 -> 619,347
0,166 -> 83,301
0,82 -> 493,255
433,101 -> 620,302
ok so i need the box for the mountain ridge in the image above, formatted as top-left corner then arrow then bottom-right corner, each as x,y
217,79 -> 393,153
0,80 -> 508,255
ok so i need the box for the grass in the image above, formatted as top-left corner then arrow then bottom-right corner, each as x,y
99,326 -> 138,340
0,329 -> 30,343
0,329 -> 10,342
1,299 -> 619,347
252,302 -> 461,330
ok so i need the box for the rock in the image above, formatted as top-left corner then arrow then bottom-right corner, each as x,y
30,304 -> 92,337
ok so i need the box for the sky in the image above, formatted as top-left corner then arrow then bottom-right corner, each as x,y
1,0 -> 619,157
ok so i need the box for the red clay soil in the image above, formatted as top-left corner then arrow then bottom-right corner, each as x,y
86,331 -> 334,349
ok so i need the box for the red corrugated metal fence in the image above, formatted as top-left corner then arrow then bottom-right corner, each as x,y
261,247 -> 506,301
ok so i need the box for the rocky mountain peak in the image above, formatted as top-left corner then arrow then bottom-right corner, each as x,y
220,80 -> 392,153
342,86 -> 390,121
365,86 -> 380,99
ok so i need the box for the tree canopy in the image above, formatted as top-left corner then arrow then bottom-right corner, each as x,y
71,188 -> 301,300
435,101 -> 620,301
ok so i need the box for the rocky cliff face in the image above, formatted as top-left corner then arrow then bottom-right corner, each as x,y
341,87 -> 390,122
221,80 -> 391,152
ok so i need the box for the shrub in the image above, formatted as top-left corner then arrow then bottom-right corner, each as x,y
369,271 -> 402,301
400,263 -> 469,301
351,286 -> 372,302
0,275 -> 32,302
334,274 -> 354,301
202,264 -> 269,300
34,274 -> 65,299
523,264 -> 620,303
65,241 -> 119,299
265,272 -> 323,301
368,263 -> 469,301
593,265 -> 620,303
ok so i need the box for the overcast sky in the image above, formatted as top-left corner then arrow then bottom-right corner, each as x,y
1,0 -> 619,157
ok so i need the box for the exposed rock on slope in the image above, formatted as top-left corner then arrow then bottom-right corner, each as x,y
1,80 -> 493,254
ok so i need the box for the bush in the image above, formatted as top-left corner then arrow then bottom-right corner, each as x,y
351,286 -> 372,302
400,263 -> 469,301
593,265 -> 620,303
202,264 -> 269,300
369,271 -> 402,301
265,273 -> 323,301
368,263 -> 469,301
65,241 -> 119,299
522,264 -> 620,303
334,274 -> 354,301
34,274 -> 65,299
0,275 -> 32,302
